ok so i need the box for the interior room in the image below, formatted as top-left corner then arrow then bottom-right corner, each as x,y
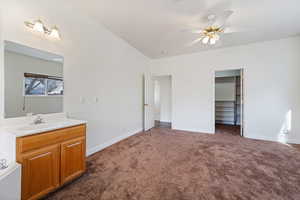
1,1 -> 300,200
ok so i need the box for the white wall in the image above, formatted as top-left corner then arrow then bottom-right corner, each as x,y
4,51 -> 63,118
215,77 -> 236,101
159,76 -> 172,123
0,1 -> 150,155
151,36 -> 300,143
154,80 -> 160,120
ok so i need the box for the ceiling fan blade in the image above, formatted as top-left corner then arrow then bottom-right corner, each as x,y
212,10 -> 234,27
223,26 -> 248,34
191,30 -> 203,34
180,28 -> 204,34
223,27 -> 237,34
221,10 -> 234,19
186,37 -> 203,46
212,38 -> 224,48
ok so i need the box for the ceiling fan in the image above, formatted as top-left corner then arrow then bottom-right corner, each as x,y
188,10 -> 234,46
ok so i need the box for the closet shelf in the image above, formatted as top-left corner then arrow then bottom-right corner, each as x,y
216,120 -> 235,125
216,105 -> 234,108
216,115 -> 234,118
216,110 -> 234,112
215,100 -> 235,102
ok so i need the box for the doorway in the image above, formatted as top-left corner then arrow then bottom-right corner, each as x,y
214,69 -> 244,136
153,75 -> 172,128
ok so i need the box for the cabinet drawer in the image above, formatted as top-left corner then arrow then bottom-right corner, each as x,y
17,125 -> 86,154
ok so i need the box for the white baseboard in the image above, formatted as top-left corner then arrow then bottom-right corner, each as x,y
244,134 -> 277,142
288,138 -> 300,144
172,127 -> 215,134
247,135 -> 300,144
86,128 -> 143,156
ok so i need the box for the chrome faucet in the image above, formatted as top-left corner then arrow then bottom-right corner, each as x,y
33,115 -> 44,125
0,159 -> 8,170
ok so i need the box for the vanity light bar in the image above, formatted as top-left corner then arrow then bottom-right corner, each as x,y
24,73 -> 63,80
24,19 -> 61,40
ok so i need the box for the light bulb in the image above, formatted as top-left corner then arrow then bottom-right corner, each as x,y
202,36 -> 209,44
49,26 -> 61,40
210,38 -> 216,45
33,20 -> 44,33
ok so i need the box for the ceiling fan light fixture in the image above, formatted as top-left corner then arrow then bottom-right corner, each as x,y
200,26 -> 223,45
202,36 -> 210,44
49,26 -> 61,40
210,38 -> 216,45
24,19 -> 62,40
186,10 -> 235,47
33,19 -> 45,33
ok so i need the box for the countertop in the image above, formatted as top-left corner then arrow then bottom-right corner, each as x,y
2,118 -> 87,137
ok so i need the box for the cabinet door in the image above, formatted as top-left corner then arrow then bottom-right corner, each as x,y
22,144 -> 60,200
61,137 -> 86,184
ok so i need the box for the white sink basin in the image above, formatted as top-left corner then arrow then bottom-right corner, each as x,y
17,123 -> 54,131
5,119 -> 86,137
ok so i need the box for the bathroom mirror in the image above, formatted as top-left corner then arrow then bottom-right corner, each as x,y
4,41 -> 64,118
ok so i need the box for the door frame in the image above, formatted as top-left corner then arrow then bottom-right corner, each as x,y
143,74 -> 152,131
144,74 -> 173,130
213,68 -> 245,137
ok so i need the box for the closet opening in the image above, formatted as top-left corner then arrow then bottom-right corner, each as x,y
153,75 -> 172,129
214,69 -> 244,136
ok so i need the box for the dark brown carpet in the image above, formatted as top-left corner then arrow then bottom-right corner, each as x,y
290,144 -> 300,152
45,128 -> 300,200
215,124 -> 241,136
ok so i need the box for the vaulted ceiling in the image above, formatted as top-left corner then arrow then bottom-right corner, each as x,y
72,0 -> 300,58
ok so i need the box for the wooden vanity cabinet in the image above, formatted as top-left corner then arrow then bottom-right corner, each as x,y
16,124 -> 86,200
21,144 -> 60,200
61,137 -> 86,184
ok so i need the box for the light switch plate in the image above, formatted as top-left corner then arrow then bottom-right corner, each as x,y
80,97 -> 85,104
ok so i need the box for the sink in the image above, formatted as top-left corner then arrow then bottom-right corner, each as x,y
17,123 -> 52,131
5,122 -> 60,134
4,119 -> 86,137
14,121 -> 71,132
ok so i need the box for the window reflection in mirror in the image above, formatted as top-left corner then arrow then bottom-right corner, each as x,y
4,41 -> 64,118
25,77 -> 46,95
47,78 -> 64,95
